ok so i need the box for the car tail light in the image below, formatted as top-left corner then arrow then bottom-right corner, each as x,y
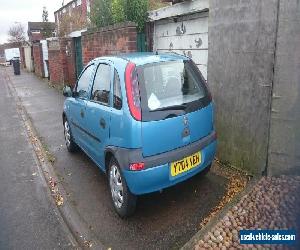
125,62 -> 141,121
129,162 -> 144,171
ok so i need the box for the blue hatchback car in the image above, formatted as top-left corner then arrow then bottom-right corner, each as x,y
62,53 -> 217,217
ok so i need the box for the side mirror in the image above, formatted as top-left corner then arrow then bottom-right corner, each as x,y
63,86 -> 72,97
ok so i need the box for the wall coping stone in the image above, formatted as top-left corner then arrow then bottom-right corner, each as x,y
83,21 -> 137,36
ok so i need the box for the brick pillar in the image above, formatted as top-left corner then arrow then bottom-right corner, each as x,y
32,43 -> 44,78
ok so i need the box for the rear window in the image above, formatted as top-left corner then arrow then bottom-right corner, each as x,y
137,60 -> 211,121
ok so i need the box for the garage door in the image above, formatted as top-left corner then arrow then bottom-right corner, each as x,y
153,11 -> 208,80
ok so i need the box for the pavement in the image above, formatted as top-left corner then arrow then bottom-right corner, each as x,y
2,66 -> 229,249
0,68 -> 76,249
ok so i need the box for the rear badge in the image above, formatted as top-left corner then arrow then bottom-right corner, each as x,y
183,116 -> 189,126
182,116 -> 190,137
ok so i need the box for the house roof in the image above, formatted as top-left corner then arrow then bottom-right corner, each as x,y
28,22 -> 55,31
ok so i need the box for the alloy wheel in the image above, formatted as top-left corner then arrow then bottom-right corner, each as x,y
64,120 -> 71,147
110,165 -> 124,209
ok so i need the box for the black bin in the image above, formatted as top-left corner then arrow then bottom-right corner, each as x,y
12,58 -> 20,75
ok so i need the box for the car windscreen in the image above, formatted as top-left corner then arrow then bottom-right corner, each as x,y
137,60 -> 211,121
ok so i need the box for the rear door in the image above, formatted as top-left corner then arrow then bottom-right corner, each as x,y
84,62 -> 112,168
138,60 -> 213,157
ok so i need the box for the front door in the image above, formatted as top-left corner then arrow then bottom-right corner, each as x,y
69,64 -> 95,150
85,63 -> 112,169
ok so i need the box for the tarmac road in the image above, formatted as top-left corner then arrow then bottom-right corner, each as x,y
2,67 -> 228,249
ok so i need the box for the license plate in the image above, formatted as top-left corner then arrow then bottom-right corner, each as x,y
170,152 -> 202,177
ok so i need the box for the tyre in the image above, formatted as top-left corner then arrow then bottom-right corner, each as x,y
63,118 -> 78,153
108,157 -> 137,218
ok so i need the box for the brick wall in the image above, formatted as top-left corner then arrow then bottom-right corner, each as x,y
82,22 -> 137,65
48,49 -> 63,84
48,39 -> 66,85
47,22 -> 137,87
32,43 -> 44,77
48,38 -> 76,86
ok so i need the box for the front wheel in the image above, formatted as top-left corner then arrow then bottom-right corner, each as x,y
108,158 -> 136,218
63,119 -> 78,153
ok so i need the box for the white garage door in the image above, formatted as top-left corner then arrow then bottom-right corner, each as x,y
153,11 -> 208,80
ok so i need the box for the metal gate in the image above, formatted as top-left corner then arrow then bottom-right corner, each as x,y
74,37 -> 83,78
137,33 -> 146,52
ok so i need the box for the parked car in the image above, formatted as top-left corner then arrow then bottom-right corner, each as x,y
62,52 -> 217,217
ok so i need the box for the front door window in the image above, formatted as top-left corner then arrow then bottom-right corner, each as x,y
91,64 -> 111,105
76,64 -> 94,99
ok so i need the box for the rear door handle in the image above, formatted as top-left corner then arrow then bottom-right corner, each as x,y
100,118 -> 106,129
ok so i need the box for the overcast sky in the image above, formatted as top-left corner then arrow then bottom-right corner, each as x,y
0,0 -> 72,43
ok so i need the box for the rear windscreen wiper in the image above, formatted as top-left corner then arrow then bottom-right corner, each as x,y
150,104 -> 187,112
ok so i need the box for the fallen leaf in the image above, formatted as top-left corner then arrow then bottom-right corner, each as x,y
84,240 -> 93,248
55,194 -> 64,206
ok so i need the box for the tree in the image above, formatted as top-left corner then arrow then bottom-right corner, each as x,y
90,0 -> 148,32
7,23 -> 26,44
89,0 -> 113,28
41,6 -> 53,38
111,0 -> 126,24
124,0 -> 148,32
42,6 -> 49,22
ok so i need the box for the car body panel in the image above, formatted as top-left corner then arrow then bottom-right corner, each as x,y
141,103 -> 213,157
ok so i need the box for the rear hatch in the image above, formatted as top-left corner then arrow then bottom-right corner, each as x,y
137,60 -> 213,157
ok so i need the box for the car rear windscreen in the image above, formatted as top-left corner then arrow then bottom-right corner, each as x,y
137,60 -> 211,121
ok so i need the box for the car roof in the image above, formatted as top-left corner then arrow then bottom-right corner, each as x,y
93,52 -> 189,66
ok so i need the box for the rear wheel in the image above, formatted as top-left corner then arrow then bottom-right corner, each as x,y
63,119 -> 78,152
108,157 -> 136,218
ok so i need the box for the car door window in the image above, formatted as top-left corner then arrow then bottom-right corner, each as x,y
91,64 -> 111,105
76,64 -> 94,99
113,69 -> 122,110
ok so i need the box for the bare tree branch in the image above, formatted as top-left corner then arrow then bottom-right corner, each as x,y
7,23 -> 26,44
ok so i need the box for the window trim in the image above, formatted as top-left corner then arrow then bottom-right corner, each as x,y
113,68 -> 123,110
90,62 -> 112,107
74,63 -> 95,100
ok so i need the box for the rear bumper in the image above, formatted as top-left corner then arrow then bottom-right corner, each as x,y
123,139 -> 217,195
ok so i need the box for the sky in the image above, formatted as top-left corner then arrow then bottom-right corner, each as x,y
0,0 -> 72,44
